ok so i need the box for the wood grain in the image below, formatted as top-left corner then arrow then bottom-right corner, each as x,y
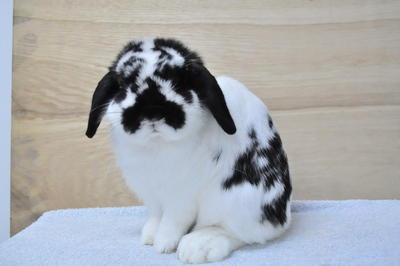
12,0 -> 400,234
14,0 -> 400,25
13,18 -> 400,115
275,106 -> 400,200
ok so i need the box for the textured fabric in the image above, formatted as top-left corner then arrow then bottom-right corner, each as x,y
1,200 -> 399,266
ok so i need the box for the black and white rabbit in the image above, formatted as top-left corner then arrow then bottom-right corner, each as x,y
86,38 -> 292,264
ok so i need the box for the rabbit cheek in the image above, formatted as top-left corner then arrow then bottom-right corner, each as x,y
163,102 -> 185,130
121,105 -> 143,134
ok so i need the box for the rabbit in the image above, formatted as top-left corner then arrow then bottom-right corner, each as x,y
86,38 -> 292,264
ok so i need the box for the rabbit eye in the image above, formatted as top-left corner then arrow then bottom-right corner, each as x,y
113,87 -> 126,103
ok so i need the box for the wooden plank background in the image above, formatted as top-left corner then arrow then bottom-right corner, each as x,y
12,0 -> 400,235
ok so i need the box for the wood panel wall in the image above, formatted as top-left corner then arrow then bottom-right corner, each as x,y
12,0 -> 400,235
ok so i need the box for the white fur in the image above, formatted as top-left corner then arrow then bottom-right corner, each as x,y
116,51 -> 135,76
119,90 -> 136,109
106,74 -> 291,263
152,76 -> 186,106
162,47 -> 185,68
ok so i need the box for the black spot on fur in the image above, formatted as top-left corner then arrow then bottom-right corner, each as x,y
268,115 -> 273,129
152,39 -> 203,104
222,128 -> 261,188
212,150 -> 222,163
114,88 -> 126,103
122,78 -> 186,134
154,65 -> 194,104
256,135 -> 286,190
259,133 -> 292,226
222,122 -> 292,227
117,57 -> 144,92
261,184 -> 291,226
153,38 -> 203,65
249,128 -> 257,140
110,41 -> 143,71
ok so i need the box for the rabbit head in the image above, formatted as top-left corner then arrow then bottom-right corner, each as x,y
86,38 -> 236,142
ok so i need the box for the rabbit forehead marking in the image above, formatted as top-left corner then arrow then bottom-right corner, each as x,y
147,76 -> 186,105
110,38 -> 203,108
115,38 -> 186,84
118,76 -> 189,110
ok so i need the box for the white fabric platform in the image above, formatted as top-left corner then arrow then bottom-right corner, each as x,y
1,200 -> 399,266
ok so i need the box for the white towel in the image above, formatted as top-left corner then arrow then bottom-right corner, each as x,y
1,200 -> 399,266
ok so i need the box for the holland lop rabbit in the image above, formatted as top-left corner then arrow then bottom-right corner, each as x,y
86,38 -> 292,264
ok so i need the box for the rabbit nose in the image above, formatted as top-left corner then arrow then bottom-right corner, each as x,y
150,121 -> 159,133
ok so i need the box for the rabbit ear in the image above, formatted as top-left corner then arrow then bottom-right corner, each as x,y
188,65 -> 236,135
86,71 -> 119,138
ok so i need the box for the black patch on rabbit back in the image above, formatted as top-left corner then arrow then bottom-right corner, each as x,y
222,121 -> 292,226
259,133 -> 292,226
222,128 -> 261,188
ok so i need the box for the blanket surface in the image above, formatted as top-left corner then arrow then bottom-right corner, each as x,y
1,200 -> 399,266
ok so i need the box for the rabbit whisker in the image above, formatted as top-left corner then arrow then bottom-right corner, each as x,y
90,103 -> 112,114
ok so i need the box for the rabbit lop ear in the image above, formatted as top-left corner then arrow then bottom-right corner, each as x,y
86,71 -> 119,138
188,65 -> 236,135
